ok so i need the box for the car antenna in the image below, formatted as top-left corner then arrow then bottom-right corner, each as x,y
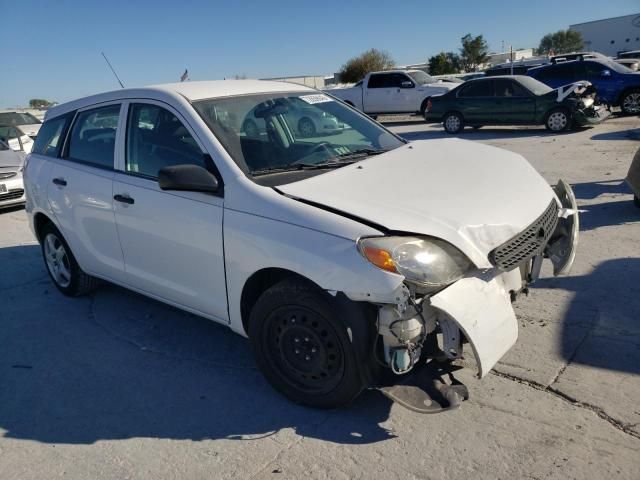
101,51 -> 125,89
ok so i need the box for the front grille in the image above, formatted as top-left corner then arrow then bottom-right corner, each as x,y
0,171 -> 17,180
0,189 -> 25,202
489,200 -> 559,271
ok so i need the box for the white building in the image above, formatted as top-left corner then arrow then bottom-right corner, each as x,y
485,48 -> 535,67
570,13 -> 640,56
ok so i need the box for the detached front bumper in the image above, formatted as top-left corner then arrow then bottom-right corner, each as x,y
429,180 -> 579,377
573,104 -> 611,126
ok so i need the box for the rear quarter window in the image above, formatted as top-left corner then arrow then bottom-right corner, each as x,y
31,113 -> 74,157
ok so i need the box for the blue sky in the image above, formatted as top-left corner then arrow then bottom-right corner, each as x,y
1,0 -> 638,107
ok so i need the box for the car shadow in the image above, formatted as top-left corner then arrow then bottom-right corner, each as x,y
566,179 -> 638,231
533,258 -> 640,375
394,126 -> 579,142
590,128 -> 640,141
0,244 -> 398,445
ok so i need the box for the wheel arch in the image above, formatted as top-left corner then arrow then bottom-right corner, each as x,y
616,87 -> 640,108
419,96 -> 432,114
33,211 -> 55,243
240,267 -> 315,335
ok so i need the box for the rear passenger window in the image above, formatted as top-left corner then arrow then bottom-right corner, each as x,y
494,79 -> 529,97
458,81 -> 493,97
126,103 -> 204,178
32,113 -> 73,157
368,74 -> 391,88
66,105 -> 120,168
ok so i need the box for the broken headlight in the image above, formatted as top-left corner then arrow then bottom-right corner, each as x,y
357,236 -> 473,290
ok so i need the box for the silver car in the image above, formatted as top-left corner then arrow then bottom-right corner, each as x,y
0,140 -> 26,209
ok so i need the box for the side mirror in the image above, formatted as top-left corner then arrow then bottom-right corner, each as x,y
158,164 -> 220,194
400,80 -> 414,89
601,70 -> 612,77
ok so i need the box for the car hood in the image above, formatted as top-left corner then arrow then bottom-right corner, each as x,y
278,140 -> 556,268
0,148 -> 25,168
422,81 -> 457,90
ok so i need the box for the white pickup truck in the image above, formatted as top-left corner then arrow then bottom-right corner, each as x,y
326,70 -> 459,116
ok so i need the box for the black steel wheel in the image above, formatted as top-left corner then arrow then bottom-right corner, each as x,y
248,278 -> 366,408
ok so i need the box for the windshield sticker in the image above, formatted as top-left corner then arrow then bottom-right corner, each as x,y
300,94 -> 334,104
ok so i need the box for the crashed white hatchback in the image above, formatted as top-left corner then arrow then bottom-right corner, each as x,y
24,81 -> 578,412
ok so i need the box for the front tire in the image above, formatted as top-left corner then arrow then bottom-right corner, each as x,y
41,223 -> 99,296
443,112 -> 464,134
248,278 -> 366,408
545,108 -> 572,132
620,90 -> 640,115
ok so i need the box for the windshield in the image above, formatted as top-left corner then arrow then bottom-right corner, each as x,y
407,71 -> 436,84
0,112 -> 41,126
602,59 -> 635,74
193,92 -> 404,185
516,76 -> 553,96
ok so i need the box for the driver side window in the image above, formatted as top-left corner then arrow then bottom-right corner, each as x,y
126,103 -> 204,178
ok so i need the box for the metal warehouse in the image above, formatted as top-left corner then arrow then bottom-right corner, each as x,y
570,13 -> 640,56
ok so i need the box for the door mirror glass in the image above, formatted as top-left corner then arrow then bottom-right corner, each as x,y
158,164 -> 220,194
400,80 -> 414,89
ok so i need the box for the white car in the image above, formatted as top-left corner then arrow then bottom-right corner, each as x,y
0,140 -> 26,209
24,80 -> 578,410
0,124 -> 35,153
326,70 -> 458,116
0,111 -> 42,139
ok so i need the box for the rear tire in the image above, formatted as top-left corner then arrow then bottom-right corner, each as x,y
545,108 -> 572,132
248,278 -> 367,408
620,90 -> 640,115
443,112 -> 464,134
40,223 -> 99,296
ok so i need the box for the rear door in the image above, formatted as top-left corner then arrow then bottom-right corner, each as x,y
456,79 -> 494,123
364,73 -> 396,113
112,100 -> 228,322
46,103 -> 126,282
492,78 -> 536,124
532,62 -> 578,88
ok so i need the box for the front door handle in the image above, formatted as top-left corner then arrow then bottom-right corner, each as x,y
113,194 -> 135,205
52,177 -> 67,186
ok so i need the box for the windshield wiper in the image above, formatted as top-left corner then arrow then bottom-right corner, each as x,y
251,163 -> 350,176
330,148 -> 389,161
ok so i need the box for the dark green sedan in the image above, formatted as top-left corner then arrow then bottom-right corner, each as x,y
425,75 -> 609,134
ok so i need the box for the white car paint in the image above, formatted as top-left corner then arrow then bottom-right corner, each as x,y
0,141 -> 26,208
24,80 -> 577,388
326,70 -> 458,114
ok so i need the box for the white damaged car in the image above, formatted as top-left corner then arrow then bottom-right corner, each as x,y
24,81 -> 578,411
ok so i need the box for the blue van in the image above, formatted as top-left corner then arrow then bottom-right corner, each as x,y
528,59 -> 640,114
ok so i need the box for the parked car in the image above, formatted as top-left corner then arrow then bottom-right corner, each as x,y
326,70 -> 458,116
549,52 -> 607,64
615,58 -> 639,72
0,139 -> 26,209
0,124 -> 35,153
241,96 -> 345,138
627,146 -> 640,208
617,50 -> 640,60
24,80 -> 578,410
0,111 -> 42,139
425,75 -> 608,133
527,59 -> 640,114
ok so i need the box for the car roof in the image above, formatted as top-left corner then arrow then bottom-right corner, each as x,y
466,75 -> 528,82
45,80 -> 315,120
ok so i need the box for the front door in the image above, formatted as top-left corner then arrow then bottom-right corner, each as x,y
492,78 -> 536,124
112,101 -> 228,322
456,79 -> 494,124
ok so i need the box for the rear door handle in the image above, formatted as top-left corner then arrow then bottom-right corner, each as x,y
52,177 -> 67,186
113,194 -> 135,205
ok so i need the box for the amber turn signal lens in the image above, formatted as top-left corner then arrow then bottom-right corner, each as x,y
362,246 -> 397,273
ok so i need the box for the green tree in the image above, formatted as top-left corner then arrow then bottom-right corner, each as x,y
29,99 -> 54,108
338,48 -> 395,83
428,52 -> 461,75
459,34 -> 489,72
538,29 -> 584,55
